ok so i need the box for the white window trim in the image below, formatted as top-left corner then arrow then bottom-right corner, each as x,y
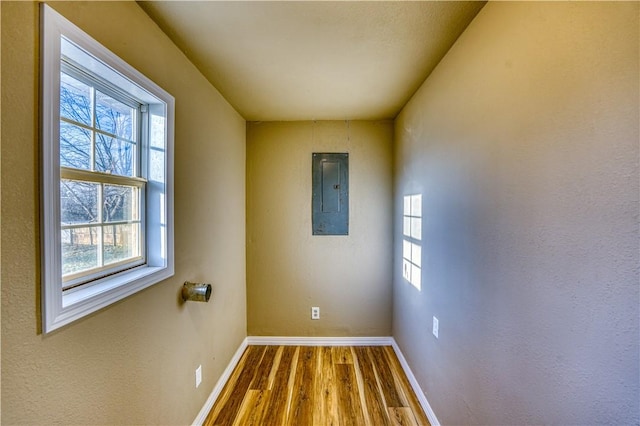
40,4 -> 175,333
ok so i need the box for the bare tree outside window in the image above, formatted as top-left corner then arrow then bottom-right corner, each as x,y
60,70 -> 142,281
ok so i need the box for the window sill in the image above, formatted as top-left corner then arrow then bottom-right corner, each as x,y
49,264 -> 174,332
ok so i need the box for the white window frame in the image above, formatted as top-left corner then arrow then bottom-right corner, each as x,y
40,4 -> 175,333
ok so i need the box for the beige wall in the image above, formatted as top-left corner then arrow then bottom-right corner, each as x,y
1,2 -> 246,424
393,2 -> 639,424
246,121 -> 393,336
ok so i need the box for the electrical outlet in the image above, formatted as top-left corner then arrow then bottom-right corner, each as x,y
432,316 -> 439,338
195,365 -> 202,388
311,306 -> 320,320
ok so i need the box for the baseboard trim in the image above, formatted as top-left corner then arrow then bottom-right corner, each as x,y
246,335 -> 394,346
193,335 -> 439,426
390,339 -> 441,426
191,337 -> 248,426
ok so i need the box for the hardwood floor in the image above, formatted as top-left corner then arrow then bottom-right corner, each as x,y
204,345 -> 430,426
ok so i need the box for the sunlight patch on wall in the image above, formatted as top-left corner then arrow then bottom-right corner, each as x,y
402,194 -> 422,291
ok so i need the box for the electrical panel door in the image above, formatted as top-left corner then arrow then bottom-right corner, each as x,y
312,153 -> 349,235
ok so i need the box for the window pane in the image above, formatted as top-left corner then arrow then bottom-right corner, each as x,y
411,264 -> 421,290
60,73 -> 91,126
403,259 -> 412,282
149,148 -> 165,182
61,226 -> 98,275
404,195 -> 411,216
403,240 -> 411,261
411,194 -> 422,217
95,134 -> 135,176
95,90 -> 134,140
60,180 -> 98,224
103,184 -> 137,222
411,243 -> 422,267
103,223 -> 140,265
411,217 -> 422,241
150,113 -> 165,149
403,217 -> 411,237
60,122 -> 91,170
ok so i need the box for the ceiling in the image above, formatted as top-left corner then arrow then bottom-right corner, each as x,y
138,1 -> 485,121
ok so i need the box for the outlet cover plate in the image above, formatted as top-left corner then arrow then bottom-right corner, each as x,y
311,307 -> 320,320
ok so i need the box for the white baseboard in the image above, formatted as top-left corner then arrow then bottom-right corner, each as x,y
192,335 -> 439,426
191,337 -> 248,426
246,335 -> 394,346
390,340 -> 441,426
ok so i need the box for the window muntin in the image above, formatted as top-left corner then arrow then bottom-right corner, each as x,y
41,4 -> 174,333
402,194 -> 422,291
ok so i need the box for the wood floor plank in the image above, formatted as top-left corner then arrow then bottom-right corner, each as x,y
350,347 -> 372,425
335,363 -> 366,426
231,390 -> 270,426
250,345 -> 278,390
332,345 -> 354,364
383,346 -> 431,426
389,407 -> 419,426
207,345 -> 266,425
369,346 -> 405,408
261,346 -> 297,426
204,346 -> 255,426
286,346 -> 317,426
354,346 -> 392,426
313,346 -> 339,426
266,345 -> 284,390
284,347 -> 301,421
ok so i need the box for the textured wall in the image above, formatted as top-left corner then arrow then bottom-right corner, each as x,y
393,2 -> 639,424
247,121 -> 393,336
1,2 -> 246,424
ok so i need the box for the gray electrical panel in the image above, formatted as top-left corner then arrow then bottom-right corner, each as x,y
312,153 -> 349,235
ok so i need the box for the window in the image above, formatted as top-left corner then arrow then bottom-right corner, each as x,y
41,5 -> 174,333
402,194 -> 422,290
59,64 -> 145,289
